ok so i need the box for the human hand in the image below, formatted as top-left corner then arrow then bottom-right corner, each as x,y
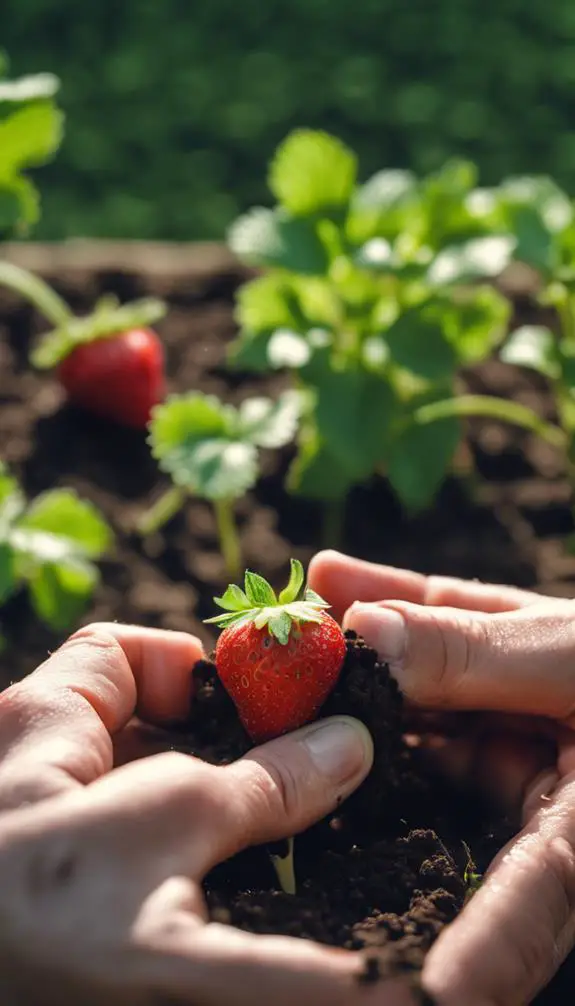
309,550 -> 575,1006
0,622 -> 417,1006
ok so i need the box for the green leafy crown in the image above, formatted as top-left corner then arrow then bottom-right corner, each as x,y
204,558 -> 330,645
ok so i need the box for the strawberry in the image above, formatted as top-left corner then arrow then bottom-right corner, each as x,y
205,558 -> 346,743
58,327 -> 165,430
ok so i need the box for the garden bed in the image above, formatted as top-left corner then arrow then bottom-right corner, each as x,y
1,243 -> 574,1003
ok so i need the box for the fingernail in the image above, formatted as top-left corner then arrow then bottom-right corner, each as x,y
301,715 -> 373,784
345,603 -> 406,665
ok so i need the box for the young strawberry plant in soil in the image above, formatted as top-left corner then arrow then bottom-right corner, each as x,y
2,252 -> 575,1003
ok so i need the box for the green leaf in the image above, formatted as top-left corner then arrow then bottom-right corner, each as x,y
149,393 -> 258,500
17,489 -> 111,559
28,558 -> 97,632
347,169 -> 419,244
267,610 -> 292,644
278,558 -> 305,604
244,570 -> 276,606
444,287 -> 510,364
499,176 -> 573,234
228,207 -> 329,275
314,362 -> 396,480
235,274 -> 302,335
388,415 -> 461,510
427,236 -> 515,287
385,307 -> 458,381
0,101 -> 64,178
31,297 -> 166,369
287,425 -> 352,501
0,543 -> 16,605
236,390 -> 302,448
501,326 -> 559,379
268,129 -> 357,219
214,583 -> 252,612
0,463 -> 19,506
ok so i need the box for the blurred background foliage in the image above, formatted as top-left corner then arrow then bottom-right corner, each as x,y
3,0 -> 575,241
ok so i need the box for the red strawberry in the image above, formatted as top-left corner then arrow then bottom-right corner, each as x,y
205,559 -> 346,743
58,327 -> 165,429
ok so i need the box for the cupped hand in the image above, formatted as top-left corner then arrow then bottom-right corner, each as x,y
0,622 -> 417,1006
309,550 -> 575,1006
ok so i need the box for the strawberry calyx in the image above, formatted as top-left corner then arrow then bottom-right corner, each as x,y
31,294 -> 167,369
204,558 -> 331,645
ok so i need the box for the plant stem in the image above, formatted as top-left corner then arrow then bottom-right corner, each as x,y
414,395 -> 567,451
214,498 -> 241,578
269,837 -> 296,895
322,498 -> 346,549
0,260 -> 72,326
138,486 -> 185,535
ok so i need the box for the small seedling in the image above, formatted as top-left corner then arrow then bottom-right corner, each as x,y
143,390 -> 302,577
0,463 -> 112,635
205,558 -> 347,893
462,841 -> 483,902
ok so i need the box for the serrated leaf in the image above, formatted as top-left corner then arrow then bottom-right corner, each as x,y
388,415 -> 461,511
269,129 -> 357,219
28,558 -> 97,632
267,610 -> 292,644
427,236 -> 515,287
499,176 -> 573,233
237,390 -> 302,449
149,393 -> 260,499
228,207 -> 329,275
278,558 -> 305,604
244,571 -> 276,606
16,489 -> 111,559
385,307 -> 458,381
315,362 -> 396,480
0,543 -> 16,605
347,169 -> 419,244
501,326 -> 559,379
214,583 -> 252,612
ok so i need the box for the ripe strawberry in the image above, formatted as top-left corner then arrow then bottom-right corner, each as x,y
205,559 -> 346,743
58,327 -> 165,430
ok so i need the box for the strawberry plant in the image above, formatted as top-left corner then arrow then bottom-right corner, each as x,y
205,557 -> 347,893
492,178 -> 575,477
0,463 -> 112,638
0,56 -> 167,429
227,130 -> 560,539
142,389 -> 302,576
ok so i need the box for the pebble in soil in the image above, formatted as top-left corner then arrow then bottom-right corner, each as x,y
163,631 -> 513,985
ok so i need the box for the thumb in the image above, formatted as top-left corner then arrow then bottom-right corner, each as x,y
345,599 -> 575,721
32,714 -> 374,880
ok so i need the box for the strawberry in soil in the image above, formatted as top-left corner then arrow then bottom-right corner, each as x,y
159,626 -> 506,999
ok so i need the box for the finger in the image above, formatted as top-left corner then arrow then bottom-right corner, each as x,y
423,775 -> 575,1005
35,715 -> 374,880
308,550 -> 545,623
0,623 -> 204,808
144,922 -> 418,1006
345,598 -> 575,721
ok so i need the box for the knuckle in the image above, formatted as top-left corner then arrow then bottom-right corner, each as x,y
420,612 -> 486,703
61,624 -> 122,659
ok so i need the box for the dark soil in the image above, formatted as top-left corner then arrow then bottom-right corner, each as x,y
1,253 -> 575,1003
